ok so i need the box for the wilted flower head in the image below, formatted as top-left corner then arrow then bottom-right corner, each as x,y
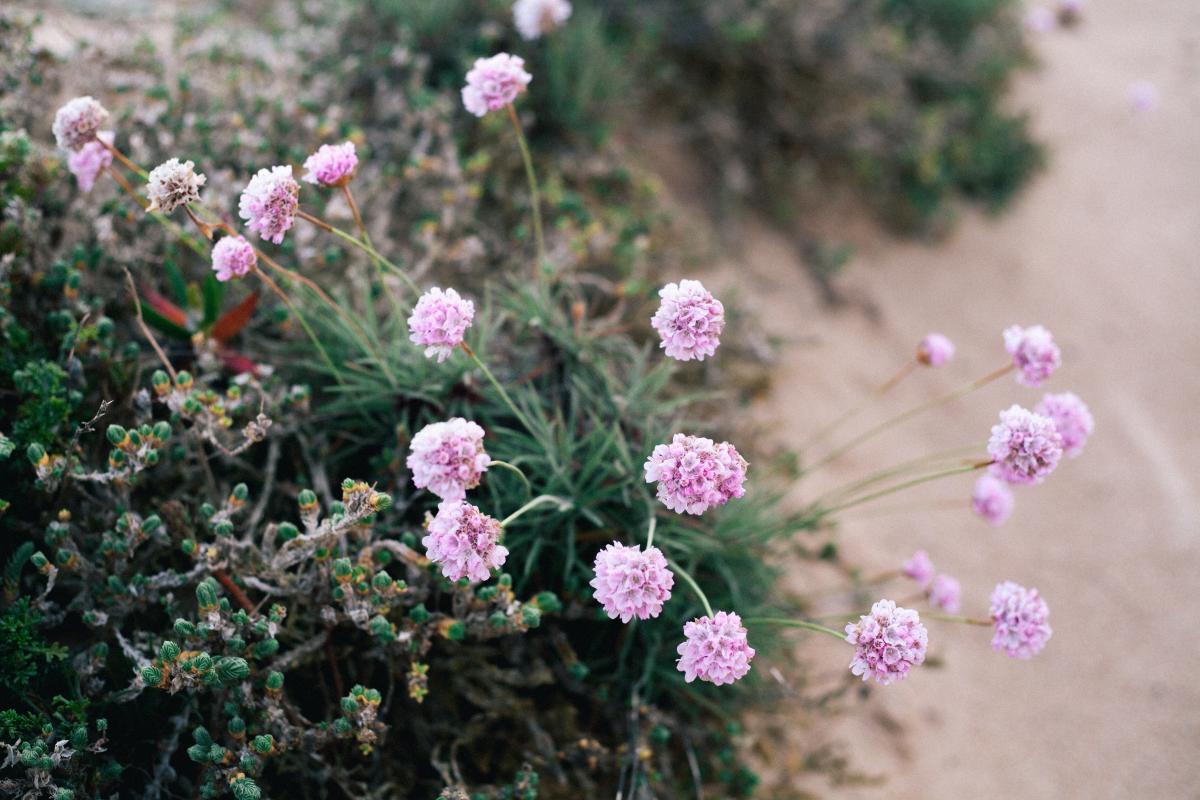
987,404 -> 1063,485
238,165 -> 300,244
302,141 -> 358,187
1035,392 -> 1094,458
211,235 -> 256,282
902,550 -> 935,584
927,574 -> 961,614
1003,324 -> 1061,387
407,287 -> 475,362
644,433 -> 747,515
917,332 -> 955,367
590,542 -> 674,623
972,473 -> 1015,525
990,581 -> 1052,659
422,501 -> 508,583
146,158 -> 206,214
461,53 -> 532,117
676,611 -> 755,685
67,131 -> 113,193
53,96 -> 109,151
845,600 -> 927,685
406,418 -> 491,501
513,0 -> 572,39
651,279 -> 725,362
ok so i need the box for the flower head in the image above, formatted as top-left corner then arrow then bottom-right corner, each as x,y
513,0 -> 572,39
987,404 -> 1063,485
146,158 -> 206,214
1003,324 -> 1061,387
676,611 -> 755,685
461,53 -> 532,117
590,542 -> 674,623
211,235 -> 257,282
927,574 -> 961,614
917,332 -> 955,367
1035,392 -> 1094,458
53,96 -> 109,151
406,418 -> 491,501
972,473 -> 1015,525
651,279 -> 725,362
67,131 -> 113,193
844,600 -> 928,686
407,287 -> 475,362
644,434 -> 747,515
422,501 -> 508,583
902,550 -> 935,584
238,165 -> 300,244
302,141 -> 358,187
990,581 -> 1052,659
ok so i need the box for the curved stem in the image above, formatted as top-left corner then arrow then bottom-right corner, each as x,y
800,359 -> 916,450
667,559 -> 714,618
460,342 -> 539,438
818,462 -> 990,517
811,444 -> 981,509
499,494 -> 571,528
297,209 -> 420,296
487,460 -> 531,498
506,104 -> 546,276
741,617 -> 848,641
99,138 -> 148,179
645,512 -> 658,550
342,184 -> 408,321
926,613 -> 992,626
251,265 -> 345,386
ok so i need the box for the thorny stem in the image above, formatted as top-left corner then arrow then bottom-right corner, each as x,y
800,359 -> 917,450
817,461 -> 991,517
499,494 -> 571,527
506,103 -> 546,276
667,559 -> 714,618
805,362 -> 1016,474
297,209 -> 421,296
341,183 -> 409,321
926,613 -> 992,626
487,460 -> 532,497
460,341 -> 540,438
741,617 -> 848,641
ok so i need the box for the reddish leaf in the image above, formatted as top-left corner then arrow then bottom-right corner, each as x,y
141,284 -> 189,328
218,350 -> 260,376
210,292 -> 259,344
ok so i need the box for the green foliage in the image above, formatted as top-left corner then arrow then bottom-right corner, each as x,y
0,598 -> 68,694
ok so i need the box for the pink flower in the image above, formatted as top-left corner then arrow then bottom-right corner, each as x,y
650,279 -> 725,362
146,158 -> 206,214
676,611 -> 755,686
987,405 -> 1063,485
990,581 -> 1052,659
513,0 -> 572,40
53,96 -> 109,151
238,165 -> 300,244
845,600 -> 928,686
972,473 -> 1015,525
211,235 -> 256,282
1003,324 -> 1061,387
67,132 -> 113,192
927,574 -> 961,614
1129,81 -> 1159,113
902,550 -> 934,584
590,542 -> 674,623
1036,391 -> 1094,458
644,434 -> 748,515
302,141 -> 358,187
917,332 -> 955,367
407,287 -> 475,362
1025,7 -> 1055,33
461,53 -> 532,117
406,418 -> 491,501
422,500 -> 508,583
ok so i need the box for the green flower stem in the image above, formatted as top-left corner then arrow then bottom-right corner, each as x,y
488,460 -> 532,497
506,103 -> 546,275
925,613 -> 992,626
818,462 -> 991,517
297,210 -> 420,297
100,138 -> 148,180
342,184 -> 409,322
251,266 -> 345,386
800,359 -> 917,450
667,559 -> 714,618
645,511 -> 658,549
460,342 -> 539,438
499,494 -> 572,528
811,444 -> 981,509
741,617 -> 848,641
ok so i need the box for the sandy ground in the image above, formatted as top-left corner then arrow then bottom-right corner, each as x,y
666,0 -> 1200,796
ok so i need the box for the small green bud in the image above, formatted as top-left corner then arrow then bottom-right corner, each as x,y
31,551 -> 49,569
227,716 -> 246,736
196,581 -> 218,610
521,606 -> 542,629
445,621 -> 466,641
649,724 -> 670,745
190,653 -> 214,672
199,502 -> 216,519
297,489 -> 317,509
340,696 -> 358,715
181,539 -> 197,555
106,424 -> 127,445
159,640 -> 181,662
141,514 -> 163,535
332,718 -> 352,735
489,611 -> 507,628
276,522 -> 298,541
498,573 -> 513,588
533,591 -> 561,614
26,442 -> 46,463
251,638 -> 279,659
229,775 -> 261,800
215,656 -> 250,684
265,671 -> 284,691
408,603 -> 429,624
70,725 -> 88,749
568,662 -> 590,682
212,520 -> 234,537
187,744 -> 209,763
141,666 -> 163,686
231,483 -> 249,501
174,619 -> 197,638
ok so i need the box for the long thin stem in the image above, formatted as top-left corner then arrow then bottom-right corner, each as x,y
800,359 -> 916,450
811,444 -> 981,509
99,138 -> 148,179
806,363 -> 1015,474
487,460 -> 531,497
818,462 -> 990,517
667,559 -> 714,617
645,512 -> 658,549
252,265 -> 345,386
926,613 -> 992,626
506,103 -> 546,275
341,184 -> 408,321
104,167 -> 209,258
460,341 -> 539,438
499,494 -> 571,528
741,617 -> 848,641
297,210 -> 420,296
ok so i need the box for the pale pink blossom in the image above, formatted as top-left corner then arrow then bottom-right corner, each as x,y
676,611 -> 755,686
1036,391 -> 1094,458
990,581 -> 1052,659
651,279 -> 725,362
917,332 -> 955,367
513,0 -> 572,39
845,600 -> 928,686
644,434 -> 747,515
590,542 -> 674,623
987,405 -> 1063,485
407,287 -> 475,362
146,158 -> 206,214
238,165 -> 299,244
422,501 -> 508,583
902,550 -> 935,584
1130,81 -> 1159,113
406,418 -> 491,501
302,141 -> 358,187
1004,324 -> 1061,387
461,53 -> 532,117
972,473 -> 1015,525
211,235 -> 256,282
1025,7 -> 1055,33
927,574 -> 961,614
67,131 -> 113,192
53,96 -> 109,151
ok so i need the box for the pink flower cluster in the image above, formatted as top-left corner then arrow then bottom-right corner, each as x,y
989,581 -> 1052,659
917,332 -> 955,367
650,279 -> 725,362
590,542 -> 674,623
644,434 -> 748,515
902,550 -> 934,583
987,404 -> 1063,485
513,0 -> 573,39
927,574 -> 961,614
406,418 -> 491,501
211,235 -> 257,282
972,473 -> 1015,525
1035,391 -> 1094,458
1004,324 -> 1061,387
67,132 -> 114,193
461,54 -> 532,117
239,165 -> 300,244
422,500 -> 509,583
302,141 -> 358,187
407,287 -> 475,362
676,611 -> 755,686
53,96 -> 109,151
844,600 -> 928,685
